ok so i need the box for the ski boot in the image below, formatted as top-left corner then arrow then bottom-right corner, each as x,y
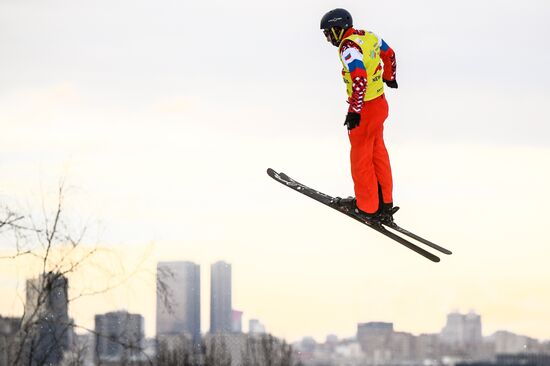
333,196 -> 356,213
334,197 -> 382,224
378,202 -> 400,226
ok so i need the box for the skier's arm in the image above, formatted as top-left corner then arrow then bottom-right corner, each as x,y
340,41 -> 368,114
380,39 -> 398,88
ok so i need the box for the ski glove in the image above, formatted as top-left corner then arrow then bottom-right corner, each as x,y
384,79 -> 398,89
344,112 -> 361,131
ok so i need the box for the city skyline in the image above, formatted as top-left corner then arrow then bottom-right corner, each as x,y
2,263 -> 548,344
1,251 -> 550,343
2,305 -> 549,366
2,266 -> 550,366
4,291 -> 549,348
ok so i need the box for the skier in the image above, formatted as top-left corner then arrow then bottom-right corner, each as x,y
320,8 -> 399,223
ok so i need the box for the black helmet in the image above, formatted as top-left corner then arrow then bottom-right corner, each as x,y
320,8 -> 353,47
320,8 -> 353,30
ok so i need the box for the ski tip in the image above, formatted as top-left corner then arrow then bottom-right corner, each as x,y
266,168 -> 291,182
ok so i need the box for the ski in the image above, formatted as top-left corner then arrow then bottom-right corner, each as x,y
267,168 -> 442,263
383,222 -> 452,255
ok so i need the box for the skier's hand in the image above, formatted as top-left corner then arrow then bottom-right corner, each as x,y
384,79 -> 398,89
344,112 -> 360,131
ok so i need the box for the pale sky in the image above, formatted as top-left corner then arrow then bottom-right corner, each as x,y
1,0 -> 550,342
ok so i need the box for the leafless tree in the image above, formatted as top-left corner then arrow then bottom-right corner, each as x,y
242,334 -> 302,366
155,334 -> 194,366
0,182 -> 164,366
155,332 -> 301,366
204,336 -> 231,366
0,206 -> 23,231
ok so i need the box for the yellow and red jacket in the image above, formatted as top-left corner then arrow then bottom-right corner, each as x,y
338,28 -> 397,113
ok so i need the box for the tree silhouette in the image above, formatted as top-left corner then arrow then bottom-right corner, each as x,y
0,182 -> 163,366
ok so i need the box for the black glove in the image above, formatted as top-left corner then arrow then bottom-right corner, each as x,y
344,112 -> 361,131
383,79 -> 398,89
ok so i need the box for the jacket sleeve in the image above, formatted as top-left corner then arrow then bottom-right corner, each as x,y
379,39 -> 397,81
340,40 -> 368,114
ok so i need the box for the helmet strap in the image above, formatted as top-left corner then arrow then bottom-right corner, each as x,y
330,27 -> 345,45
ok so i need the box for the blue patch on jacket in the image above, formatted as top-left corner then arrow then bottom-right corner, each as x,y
348,59 -> 366,72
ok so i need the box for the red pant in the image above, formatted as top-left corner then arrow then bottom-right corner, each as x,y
348,94 -> 393,213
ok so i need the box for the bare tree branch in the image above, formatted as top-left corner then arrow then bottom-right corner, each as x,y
1,180 -> 158,366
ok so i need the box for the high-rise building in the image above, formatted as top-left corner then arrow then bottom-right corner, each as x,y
22,272 -> 71,365
231,310 -> 243,333
440,312 -> 465,346
440,311 -> 483,358
464,311 -> 482,345
210,261 -> 232,334
95,310 -> 144,363
156,261 -> 201,345
440,311 -> 482,347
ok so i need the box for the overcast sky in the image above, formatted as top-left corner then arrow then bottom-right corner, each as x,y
1,0 -> 550,341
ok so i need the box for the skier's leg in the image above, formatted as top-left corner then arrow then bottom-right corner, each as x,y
349,107 -> 379,214
373,130 -> 393,205
371,95 -> 393,206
